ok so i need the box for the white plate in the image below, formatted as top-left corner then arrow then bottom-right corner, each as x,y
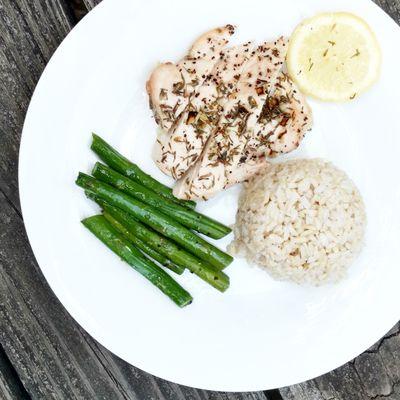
19,0 -> 400,391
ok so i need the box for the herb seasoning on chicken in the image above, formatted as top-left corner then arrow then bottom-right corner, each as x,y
147,26 -> 313,200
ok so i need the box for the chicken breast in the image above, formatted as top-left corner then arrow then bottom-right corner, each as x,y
147,28 -> 313,201
178,24 -> 236,95
261,72 -> 313,155
231,72 -> 313,170
153,42 -> 255,179
146,63 -> 187,131
173,38 -> 288,200
147,25 -> 234,133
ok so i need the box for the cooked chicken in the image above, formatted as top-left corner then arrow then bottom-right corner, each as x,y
173,38 -> 290,200
147,27 -> 313,201
238,71 -> 312,162
147,25 -> 234,137
146,63 -> 187,131
179,24 -> 235,91
152,41 -> 255,179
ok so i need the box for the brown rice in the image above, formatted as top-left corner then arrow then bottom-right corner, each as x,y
229,159 -> 366,285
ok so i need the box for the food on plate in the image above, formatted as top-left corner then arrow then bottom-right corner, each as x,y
147,25 -> 235,134
287,12 -> 381,101
92,162 -> 231,239
82,215 -> 193,307
147,27 -> 313,200
77,172 -> 232,270
147,25 -> 236,179
102,203 -> 229,292
77,135 -> 233,305
101,211 -> 185,275
229,159 -> 366,285
173,72 -> 312,201
91,133 -> 196,210
78,15 -> 376,304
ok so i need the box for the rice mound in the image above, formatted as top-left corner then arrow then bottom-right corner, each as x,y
230,159 -> 366,285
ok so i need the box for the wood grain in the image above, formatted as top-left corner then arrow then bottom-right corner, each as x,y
279,323 -> 400,400
82,0 -> 102,11
374,0 -> 400,20
0,0 -> 399,399
0,345 -> 30,400
0,0 -> 74,212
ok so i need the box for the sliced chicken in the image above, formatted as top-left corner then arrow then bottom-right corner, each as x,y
153,42 -> 255,179
262,73 -> 313,154
178,24 -> 235,96
146,27 -> 314,201
146,63 -> 187,131
174,38 -> 288,200
147,25 -> 234,133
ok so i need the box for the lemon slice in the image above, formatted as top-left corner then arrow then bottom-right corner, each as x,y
287,12 -> 381,101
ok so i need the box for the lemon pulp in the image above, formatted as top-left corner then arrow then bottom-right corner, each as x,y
287,12 -> 381,101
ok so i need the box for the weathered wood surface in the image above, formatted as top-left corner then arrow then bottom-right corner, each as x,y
0,0 -> 75,213
280,323 -> 400,400
0,345 -> 30,400
0,0 -> 399,399
374,0 -> 400,18
82,0 -> 101,11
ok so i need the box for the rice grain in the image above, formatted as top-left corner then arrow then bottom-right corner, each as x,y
230,159 -> 366,285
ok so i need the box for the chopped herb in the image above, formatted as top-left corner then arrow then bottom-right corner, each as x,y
186,111 -> 198,125
172,81 -> 184,95
307,57 -> 314,71
259,132 -> 273,146
217,83 -> 228,95
159,88 -> 168,101
256,86 -> 265,95
351,48 -> 361,58
272,48 -> 280,57
258,96 -> 289,124
198,173 -> 212,180
189,78 -> 199,87
280,116 -> 290,127
248,96 -> 257,109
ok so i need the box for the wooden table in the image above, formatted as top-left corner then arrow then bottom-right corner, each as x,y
0,1 -> 399,399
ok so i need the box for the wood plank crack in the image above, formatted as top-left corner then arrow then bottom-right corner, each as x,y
78,333 -> 134,400
0,186 -> 21,219
0,343 -> 31,400
370,381 -> 400,399
363,324 -> 400,355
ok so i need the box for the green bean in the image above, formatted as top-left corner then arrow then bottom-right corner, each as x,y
91,133 -> 196,210
76,173 -> 233,270
101,204 -> 229,292
81,215 -> 192,307
102,212 -> 184,275
92,162 -> 231,239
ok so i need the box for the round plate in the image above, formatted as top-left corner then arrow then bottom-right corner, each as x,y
19,0 -> 400,391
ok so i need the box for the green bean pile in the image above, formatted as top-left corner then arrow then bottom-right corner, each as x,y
76,134 -> 234,307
